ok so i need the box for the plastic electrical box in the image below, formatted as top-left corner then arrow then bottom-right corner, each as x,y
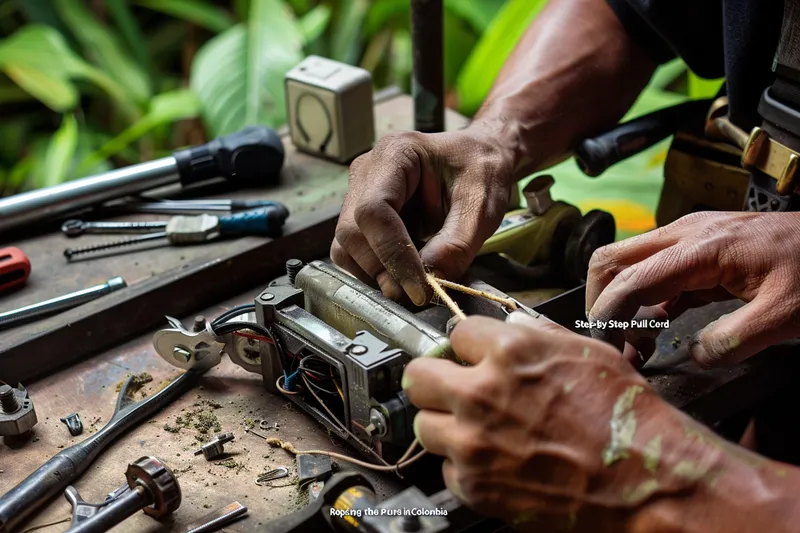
285,56 -> 375,163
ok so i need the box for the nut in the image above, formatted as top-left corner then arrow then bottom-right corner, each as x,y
0,387 -> 38,436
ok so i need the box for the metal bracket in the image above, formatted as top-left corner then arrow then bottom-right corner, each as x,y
60,413 -> 83,436
152,316 -> 224,371
64,483 -> 128,525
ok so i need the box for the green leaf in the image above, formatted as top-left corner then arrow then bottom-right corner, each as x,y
136,0 -> 235,33
3,63 -> 77,111
331,0 -> 368,63
688,72 -> 724,99
43,114 -> 78,188
390,29 -> 412,92
299,5 -> 331,44
234,0 -> 251,21
648,59 -> 687,92
456,0 -> 547,115
445,0 -> 505,32
107,0 -> 155,78
444,11 -> 478,88
192,1 -> 303,136
54,0 -> 151,104
0,25 -> 88,111
78,89 -> 200,172
16,0 -> 69,36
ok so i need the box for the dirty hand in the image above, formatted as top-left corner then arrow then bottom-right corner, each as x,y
331,127 -> 516,305
586,212 -> 800,368
402,312 -> 749,531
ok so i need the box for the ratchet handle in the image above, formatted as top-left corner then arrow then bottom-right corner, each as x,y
574,99 -> 713,177
218,203 -> 290,237
174,126 -> 285,186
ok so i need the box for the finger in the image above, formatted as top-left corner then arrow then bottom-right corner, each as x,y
402,358 -> 471,412
451,316 -> 543,366
585,216 -> 703,314
506,310 -> 569,335
419,181 -> 507,282
352,140 -> 429,305
335,214 -> 404,300
589,243 -> 721,351
413,410 -> 458,456
442,459 -> 466,503
330,238 -> 372,285
690,289 -> 800,367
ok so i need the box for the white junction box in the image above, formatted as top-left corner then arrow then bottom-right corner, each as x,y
285,56 -> 375,163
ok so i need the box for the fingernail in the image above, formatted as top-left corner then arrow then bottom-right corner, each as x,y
413,413 -> 422,443
401,372 -> 413,391
403,280 -> 427,306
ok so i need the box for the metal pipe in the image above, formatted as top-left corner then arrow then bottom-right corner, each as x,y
66,487 -> 150,533
0,158 -> 178,234
0,277 -> 127,330
410,0 -> 445,133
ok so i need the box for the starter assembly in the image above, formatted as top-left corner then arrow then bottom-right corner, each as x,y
153,260 -> 538,463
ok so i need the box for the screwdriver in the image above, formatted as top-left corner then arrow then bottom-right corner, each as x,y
64,204 -> 289,260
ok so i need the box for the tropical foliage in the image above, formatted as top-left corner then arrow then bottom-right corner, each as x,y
0,0 -> 720,204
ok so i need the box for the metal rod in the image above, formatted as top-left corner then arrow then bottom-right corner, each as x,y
0,157 -> 178,233
187,502 -> 248,533
67,486 -> 150,533
410,0 -> 445,133
0,277 -> 127,330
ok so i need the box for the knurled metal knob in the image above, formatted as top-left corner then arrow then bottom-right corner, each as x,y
125,456 -> 181,518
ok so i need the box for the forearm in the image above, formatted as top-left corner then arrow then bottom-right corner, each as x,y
473,0 -> 657,178
622,408 -> 800,533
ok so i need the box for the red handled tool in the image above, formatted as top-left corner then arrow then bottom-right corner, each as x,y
0,246 -> 31,294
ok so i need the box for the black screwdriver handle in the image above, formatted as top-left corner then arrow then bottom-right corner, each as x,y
574,99 -> 713,177
174,126 -> 285,186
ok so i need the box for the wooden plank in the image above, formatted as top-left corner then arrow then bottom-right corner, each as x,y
0,95 -> 470,384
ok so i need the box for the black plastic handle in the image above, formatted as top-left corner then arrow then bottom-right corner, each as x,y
174,126 -> 285,186
574,99 -> 713,177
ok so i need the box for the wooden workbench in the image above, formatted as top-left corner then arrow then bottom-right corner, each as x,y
3,91 -> 800,533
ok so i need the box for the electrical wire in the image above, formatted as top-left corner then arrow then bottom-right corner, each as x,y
211,304 -> 256,327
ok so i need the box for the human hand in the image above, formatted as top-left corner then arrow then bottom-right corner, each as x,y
586,212 -> 800,368
331,126 -> 516,305
402,312 -> 715,530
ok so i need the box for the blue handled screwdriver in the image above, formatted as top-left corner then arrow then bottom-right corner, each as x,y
63,203 -> 289,260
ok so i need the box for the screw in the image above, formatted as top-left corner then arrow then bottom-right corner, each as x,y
173,346 -> 192,363
0,385 -> 20,413
64,232 -> 167,260
400,514 -> 421,532
261,293 -> 274,301
286,259 -> 303,286
193,316 -> 206,332
348,344 -> 367,355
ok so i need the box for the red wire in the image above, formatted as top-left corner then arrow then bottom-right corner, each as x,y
232,331 -> 274,344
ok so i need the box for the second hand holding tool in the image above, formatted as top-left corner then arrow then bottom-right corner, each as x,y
63,203 -> 289,260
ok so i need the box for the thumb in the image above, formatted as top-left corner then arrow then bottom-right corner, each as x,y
690,292 -> 800,368
419,184 -> 506,281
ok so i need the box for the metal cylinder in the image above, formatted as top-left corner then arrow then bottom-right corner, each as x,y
67,486 -> 150,533
0,385 -> 19,413
411,0 -> 445,133
0,277 -> 127,330
0,157 -> 178,233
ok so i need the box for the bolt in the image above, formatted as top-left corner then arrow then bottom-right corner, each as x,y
522,174 -> 555,215
348,344 -> 367,355
173,346 -> 192,363
262,292 -> 275,301
193,315 -> 206,332
400,514 -> 421,532
286,259 -> 304,286
0,385 -> 19,413
369,409 -> 387,438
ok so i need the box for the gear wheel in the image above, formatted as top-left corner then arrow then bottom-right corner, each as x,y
125,456 -> 181,518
